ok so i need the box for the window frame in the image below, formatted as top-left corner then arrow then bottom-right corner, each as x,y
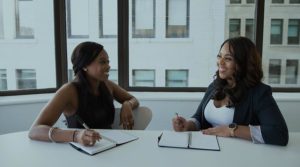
1,0 -> 299,96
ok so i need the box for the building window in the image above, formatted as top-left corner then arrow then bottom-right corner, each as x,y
132,69 -> 155,87
166,70 -> 188,87
288,19 -> 300,44
15,0 -> 34,39
166,0 -> 189,38
272,0 -> 284,3
286,60 -> 298,84
229,19 -> 240,38
246,19 -> 255,42
132,0 -> 155,38
0,69 -> 7,90
66,0 -> 89,38
270,19 -> 283,44
99,0 -> 117,38
290,0 -> 300,4
269,59 -> 281,84
109,69 -> 118,84
16,69 -> 36,89
246,0 -> 255,3
230,0 -> 241,4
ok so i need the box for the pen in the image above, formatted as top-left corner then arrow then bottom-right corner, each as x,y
75,115 -> 90,129
175,112 -> 179,118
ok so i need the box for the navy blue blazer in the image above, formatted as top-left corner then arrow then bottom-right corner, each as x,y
192,82 -> 289,146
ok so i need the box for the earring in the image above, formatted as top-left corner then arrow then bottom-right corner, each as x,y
83,68 -> 88,72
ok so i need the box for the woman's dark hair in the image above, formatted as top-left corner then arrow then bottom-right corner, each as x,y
213,37 -> 263,107
71,41 -> 114,115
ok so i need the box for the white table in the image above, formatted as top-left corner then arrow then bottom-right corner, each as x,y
1,130 -> 299,167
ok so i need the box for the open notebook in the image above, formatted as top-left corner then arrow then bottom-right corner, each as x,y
158,131 -> 220,151
70,130 -> 138,155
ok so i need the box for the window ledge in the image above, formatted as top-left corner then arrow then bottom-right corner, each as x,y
1,92 -> 300,106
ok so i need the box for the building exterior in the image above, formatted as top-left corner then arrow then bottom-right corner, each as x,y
0,0 -> 299,91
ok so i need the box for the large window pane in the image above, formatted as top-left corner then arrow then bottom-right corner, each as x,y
0,0 -> 55,91
109,69 -> 118,84
0,0 -> 3,39
66,1 -> 118,84
262,1 -> 300,88
66,0 -> 89,38
99,0 -> 117,38
15,0 -> 34,39
166,0 -> 189,38
132,0 -> 155,38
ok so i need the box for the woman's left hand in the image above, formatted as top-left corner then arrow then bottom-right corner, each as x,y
202,125 -> 231,137
120,101 -> 134,129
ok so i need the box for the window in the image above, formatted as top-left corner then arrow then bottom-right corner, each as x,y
0,0 -> 3,39
229,19 -> 240,38
272,0 -> 284,3
286,60 -> 298,84
288,19 -> 300,44
68,69 -> 74,82
230,0 -> 241,4
132,70 -> 155,87
166,70 -> 188,87
16,69 -> 36,89
132,0 -> 155,38
246,0 -> 255,3
270,19 -> 283,44
109,69 -> 118,84
290,0 -> 300,4
246,19 -> 255,42
15,0 -> 34,39
99,0 -> 117,38
166,0 -> 189,38
66,0 -> 89,38
269,59 -> 282,84
0,69 -> 7,90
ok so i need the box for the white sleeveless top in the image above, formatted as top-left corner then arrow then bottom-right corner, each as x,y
204,100 -> 235,127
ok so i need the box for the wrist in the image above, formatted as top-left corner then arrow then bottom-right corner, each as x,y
229,123 -> 238,137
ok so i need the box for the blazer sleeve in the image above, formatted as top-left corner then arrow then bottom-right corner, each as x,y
253,85 -> 289,146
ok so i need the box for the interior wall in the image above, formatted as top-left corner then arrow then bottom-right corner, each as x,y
0,96 -> 299,135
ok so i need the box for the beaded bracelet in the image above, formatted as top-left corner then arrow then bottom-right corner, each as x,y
48,127 -> 58,142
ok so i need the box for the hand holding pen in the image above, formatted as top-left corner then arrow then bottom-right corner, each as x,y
75,115 -> 101,146
172,112 -> 187,132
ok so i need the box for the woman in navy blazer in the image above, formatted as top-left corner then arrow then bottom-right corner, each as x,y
172,37 -> 288,146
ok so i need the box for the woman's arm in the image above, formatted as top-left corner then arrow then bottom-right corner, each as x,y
106,80 -> 139,129
28,83 -> 76,142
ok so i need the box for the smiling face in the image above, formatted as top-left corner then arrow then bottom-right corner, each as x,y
217,42 -> 236,82
85,49 -> 110,82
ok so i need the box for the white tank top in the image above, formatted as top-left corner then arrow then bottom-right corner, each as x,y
204,100 -> 235,127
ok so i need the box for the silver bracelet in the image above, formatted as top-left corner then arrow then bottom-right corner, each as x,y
48,127 -> 58,142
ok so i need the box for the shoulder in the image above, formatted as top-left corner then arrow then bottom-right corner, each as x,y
55,82 -> 78,99
103,80 -> 116,94
250,82 -> 272,96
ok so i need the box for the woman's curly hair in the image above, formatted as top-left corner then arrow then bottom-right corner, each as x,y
212,37 -> 263,107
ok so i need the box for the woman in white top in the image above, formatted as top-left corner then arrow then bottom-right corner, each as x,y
172,37 -> 288,146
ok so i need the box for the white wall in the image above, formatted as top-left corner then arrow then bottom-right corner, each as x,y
1,92 -> 300,135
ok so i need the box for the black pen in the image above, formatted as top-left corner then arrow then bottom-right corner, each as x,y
75,115 -> 90,129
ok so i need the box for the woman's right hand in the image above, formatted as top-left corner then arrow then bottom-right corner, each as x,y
172,116 -> 188,132
75,129 -> 101,146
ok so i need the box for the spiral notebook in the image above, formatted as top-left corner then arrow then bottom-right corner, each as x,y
70,130 -> 138,155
